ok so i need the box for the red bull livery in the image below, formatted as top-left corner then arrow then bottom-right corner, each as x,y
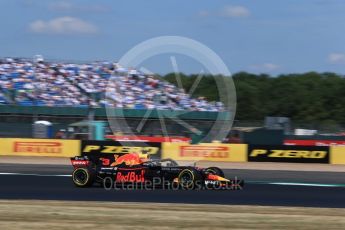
70,153 -> 244,190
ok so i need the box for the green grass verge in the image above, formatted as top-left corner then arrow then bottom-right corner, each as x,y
0,200 -> 344,229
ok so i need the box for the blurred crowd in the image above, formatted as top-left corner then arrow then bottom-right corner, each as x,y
0,57 -> 223,111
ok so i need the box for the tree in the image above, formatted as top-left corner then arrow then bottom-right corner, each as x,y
162,72 -> 345,125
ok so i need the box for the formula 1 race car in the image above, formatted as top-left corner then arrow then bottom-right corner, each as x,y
70,153 -> 244,190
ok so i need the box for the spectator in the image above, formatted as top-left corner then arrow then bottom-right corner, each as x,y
0,58 -> 223,111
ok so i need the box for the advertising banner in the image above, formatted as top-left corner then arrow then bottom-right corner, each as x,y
162,143 -> 247,162
80,140 -> 162,163
284,139 -> 345,146
105,135 -> 191,143
330,146 -> 345,164
0,138 -> 80,157
248,145 -> 330,163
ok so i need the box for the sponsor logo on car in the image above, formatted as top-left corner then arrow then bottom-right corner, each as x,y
100,167 -> 114,170
111,153 -> 143,167
13,141 -> 62,154
179,146 -> 229,158
204,180 -> 218,185
71,160 -> 89,166
116,170 -> 145,182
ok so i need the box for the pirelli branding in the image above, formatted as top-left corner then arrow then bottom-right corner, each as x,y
248,145 -> 330,163
0,138 -> 79,157
162,143 -> 247,162
14,141 -> 62,154
180,146 -> 229,158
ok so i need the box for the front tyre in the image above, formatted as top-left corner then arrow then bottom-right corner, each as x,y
72,168 -> 95,187
178,168 -> 202,190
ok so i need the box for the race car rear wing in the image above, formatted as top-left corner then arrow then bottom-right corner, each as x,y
71,156 -> 90,168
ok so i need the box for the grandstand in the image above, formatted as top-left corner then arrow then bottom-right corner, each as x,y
0,57 -> 230,140
0,57 -> 223,111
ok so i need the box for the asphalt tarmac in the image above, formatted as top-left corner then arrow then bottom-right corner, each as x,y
0,164 -> 344,208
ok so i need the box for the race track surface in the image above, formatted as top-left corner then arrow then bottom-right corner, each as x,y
0,164 -> 345,208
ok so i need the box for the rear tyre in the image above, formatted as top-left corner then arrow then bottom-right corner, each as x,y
72,168 -> 95,187
178,168 -> 202,190
205,167 -> 224,177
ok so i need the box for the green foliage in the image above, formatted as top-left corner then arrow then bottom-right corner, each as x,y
162,72 -> 345,124
164,72 -> 219,101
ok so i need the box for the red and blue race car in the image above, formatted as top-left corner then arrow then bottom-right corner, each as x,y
71,153 -> 244,190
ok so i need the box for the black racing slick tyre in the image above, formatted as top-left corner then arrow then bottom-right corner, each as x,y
178,168 -> 202,190
205,167 -> 224,177
72,168 -> 95,187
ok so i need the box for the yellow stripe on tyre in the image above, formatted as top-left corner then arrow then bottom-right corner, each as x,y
72,168 -> 91,187
178,169 -> 195,188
